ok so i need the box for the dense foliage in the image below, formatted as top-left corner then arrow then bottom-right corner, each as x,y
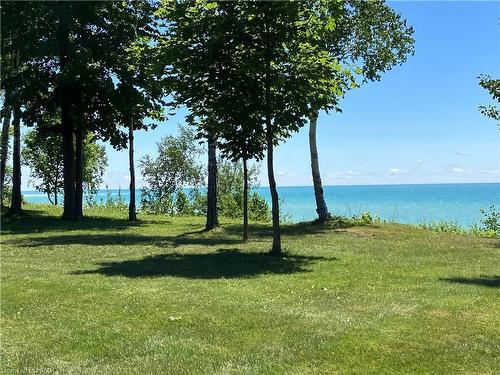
139,126 -> 271,220
22,130 -> 107,205
140,126 -> 204,215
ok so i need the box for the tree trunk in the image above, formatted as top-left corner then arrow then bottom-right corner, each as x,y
54,149 -> 60,206
128,121 -> 137,221
265,7 -> 281,255
75,129 -> 83,218
59,9 -> 77,219
266,121 -> 281,255
205,134 -> 218,230
309,111 -> 331,222
0,107 -> 11,207
9,105 -> 22,215
243,157 -> 249,241
62,113 -> 76,219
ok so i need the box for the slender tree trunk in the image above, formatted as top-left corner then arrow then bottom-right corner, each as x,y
309,111 -> 331,222
243,157 -> 249,241
266,121 -> 281,255
9,105 -> 22,215
0,107 -> 11,207
128,121 -> 137,221
59,9 -> 77,219
54,150 -> 60,206
62,113 -> 76,219
205,134 -> 218,230
265,7 -> 281,255
75,129 -> 84,218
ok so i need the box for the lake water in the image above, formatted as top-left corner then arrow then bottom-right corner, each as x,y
22,183 -> 499,227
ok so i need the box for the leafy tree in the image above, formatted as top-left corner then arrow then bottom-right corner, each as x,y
0,12 -> 23,215
158,2 -> 268,236
140,126 -> 204,214
205,135 -> 219,230
1,1 -> 160,218
217,159 -> 271,222
0,3 -> 20,212
22,129 -> 107,205
0,110 -> 10,207
175,190 -> 194,216
156,2 -> 238,231
9,103 -> 21,214
0,111 -> 10,207
479,74 -> 500,127
305,0 -> 415,222
159,1 -> 353,253
113,0 -> 165,221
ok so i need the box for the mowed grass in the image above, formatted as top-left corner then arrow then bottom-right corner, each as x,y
1,204 -> 499,374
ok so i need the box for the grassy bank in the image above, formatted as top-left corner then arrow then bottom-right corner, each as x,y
1,204 -> 499,374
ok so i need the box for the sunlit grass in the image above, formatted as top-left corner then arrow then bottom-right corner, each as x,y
1,204 -> 499,374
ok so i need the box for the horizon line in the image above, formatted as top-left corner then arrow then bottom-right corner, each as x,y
21,180 -> 500,192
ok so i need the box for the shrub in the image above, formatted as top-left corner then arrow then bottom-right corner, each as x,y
479,205 -> 500,236
85,186 -> 128,213
419,206 -> 499,238
175,190 -> 194,216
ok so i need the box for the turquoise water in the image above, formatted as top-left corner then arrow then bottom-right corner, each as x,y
22,183 -> 499,227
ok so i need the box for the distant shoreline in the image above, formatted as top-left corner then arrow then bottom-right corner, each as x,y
20,183 -> 499,228
20,181 -> 500,192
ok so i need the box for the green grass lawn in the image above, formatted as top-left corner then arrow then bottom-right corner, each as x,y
1,204 -> 499,374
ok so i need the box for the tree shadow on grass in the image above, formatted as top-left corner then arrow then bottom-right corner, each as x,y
11,232 -> 242,248
1,209 -> 169,235
440,275 -> 500,288
222,218 -> 359,240
72,248 -> 336,279
9,217 -> 359,248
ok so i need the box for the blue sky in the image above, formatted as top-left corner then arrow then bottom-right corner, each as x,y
21,1 -> 500,189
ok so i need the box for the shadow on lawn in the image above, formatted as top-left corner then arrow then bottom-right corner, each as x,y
72,248 -> 335,279
440,275 -> 500,288
1,208 -> 169,235
13,232 -> 242,248
223,218 -> 358,239
9,216 -> 357,248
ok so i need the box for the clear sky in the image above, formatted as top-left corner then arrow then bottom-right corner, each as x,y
20,1 -> 500,189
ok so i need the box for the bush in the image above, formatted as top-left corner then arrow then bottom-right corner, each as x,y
479,205 -> 500,236
175,190 -> 194,216
419,221 -> 466,235
85,186 -> 128,213
351,211 -> 382,225
217,159 -> 271,222
419,206 -> 499,238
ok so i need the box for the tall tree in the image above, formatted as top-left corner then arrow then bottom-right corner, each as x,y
306,0 -> 415,222
0,5 -> 18,209
2,1 -> 159,219
240,2 -> 353,253
7,49 -> 22,215
157,1 -> 239,231
0,52 -> 13,207
309,111 -> 330,221
159,1 -> 354,253
139,126 -> 204,214
114,0 -> 164,222
22,130 -> 107,205
0,109 -> 10,207
205,134 -> 219,230
9,105 -> 22,214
